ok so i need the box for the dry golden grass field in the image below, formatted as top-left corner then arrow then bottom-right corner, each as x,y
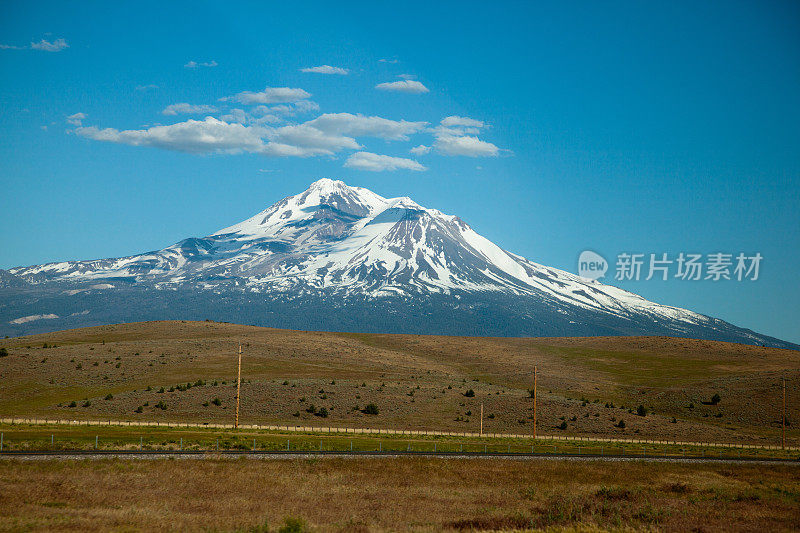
1,321 -> 800,532
1,457 -> 799,532
0,320 -> 797,446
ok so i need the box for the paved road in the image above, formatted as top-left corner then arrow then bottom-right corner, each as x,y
1,449 -> 798,465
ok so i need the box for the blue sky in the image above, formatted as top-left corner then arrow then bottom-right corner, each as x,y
1,0 -> 799,343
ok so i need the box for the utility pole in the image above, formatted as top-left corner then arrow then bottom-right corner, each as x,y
480,403 -> 483,436
533,365 -> 537,440
235,343 -> 242,429
782,377 -> 786,450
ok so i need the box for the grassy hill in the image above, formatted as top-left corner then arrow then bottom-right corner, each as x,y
0,320 -> 797,445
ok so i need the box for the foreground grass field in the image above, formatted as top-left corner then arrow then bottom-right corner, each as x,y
0,321 -> 798,446
1,457 -> 798,532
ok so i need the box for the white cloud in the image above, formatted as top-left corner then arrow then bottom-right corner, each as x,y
397,73 -> 416,80
305,113 -> 427,140
162,103 -> 218,116
184,60 -> 217,68
2,38 -> 68,51
232,87 -> 312,105
378,58 -> 400,64
410,144 -> 431,155
75,116 -> 356,158
344,152 -> 426,172
30,38 -> 68,52
135,84 -> 159,91
220,108 -> 280,125
265,100 -> 320,117
66,112 -> 87,126
434,134 -> 499,157
440,116 -> 484,128
270,124 -> 361,154
430,115 -> 502,157
76,117 -> 267,155
300,65 -> 348,75
375,80 -> 429,94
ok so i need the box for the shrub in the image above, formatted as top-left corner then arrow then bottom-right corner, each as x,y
363,403 -> 379,415
527,388 -> 535,398
158,387 -> 165,393
464,389 -> 475,397
637,404 -> 648,417
135,406 -> 143,413
278,516 -> 306,533
82,400 -> 91,407
317,407 -> 329,418
488,413 -> 495,419
104,394 -> 114,400
68,401 -> 77,408
211,397 -> 222,406
711,393 -> 721,405
202,401 -> 209,407
558,421 -> 567,430
0,348 -> 8,357
155,400 -> 167,410
306,404 -> 316,414
617,419 -> 626,428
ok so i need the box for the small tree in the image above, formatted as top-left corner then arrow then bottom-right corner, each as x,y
464,389 -> 475,397
617,419 -> 626,429
0,347 -> 8,357
636,404 -> 648,417
211,397 -> 222,406
317,407 -> 329,418
558,421 -> 567,430
363,403 -> 379,415
711,393 -> 721,405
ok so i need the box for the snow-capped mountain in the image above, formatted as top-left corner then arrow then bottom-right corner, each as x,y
1,179 -> 795,349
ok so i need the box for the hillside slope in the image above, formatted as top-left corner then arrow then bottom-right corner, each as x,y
1,321 -> 797,445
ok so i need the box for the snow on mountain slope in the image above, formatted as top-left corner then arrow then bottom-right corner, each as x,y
5,178 -> 791,348
10,179 -> 703,320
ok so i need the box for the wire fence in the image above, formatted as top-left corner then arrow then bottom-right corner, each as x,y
0,417 -> 797,459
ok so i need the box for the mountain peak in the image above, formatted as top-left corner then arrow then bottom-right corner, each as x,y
307,177 -> 348,193
7,178 -> 796,349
